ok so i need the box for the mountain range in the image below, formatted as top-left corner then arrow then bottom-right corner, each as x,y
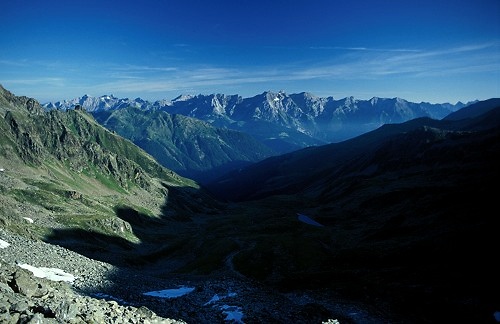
3,83 -> 500,322
44,92 -> 471,183
205,97 -> 500,322
91,106 -> 274,183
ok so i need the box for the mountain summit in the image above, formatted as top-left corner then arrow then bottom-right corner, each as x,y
43,92 -> 473,183
44,91 -> 471,155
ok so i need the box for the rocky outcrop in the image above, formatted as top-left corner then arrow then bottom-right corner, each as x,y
0,85 -> 44,116
0,260 -> 185,324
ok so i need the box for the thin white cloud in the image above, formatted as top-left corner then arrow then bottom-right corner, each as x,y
309,46 -> 421,53
110,64 -> 178,73
2,77 -> 65,86
2,42 -> 497,102
0,59 -> 30,67
298,42 -> 500,80
82,41 -> 498,96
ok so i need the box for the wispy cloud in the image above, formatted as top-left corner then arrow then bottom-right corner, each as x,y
2,42 -> 497,102
110,64 -> 179,73
2,77 -> 65,86
76,41 -> 498,97
309,46 -> 421,53
298,42 -> 500,79
0,59 -> 30,67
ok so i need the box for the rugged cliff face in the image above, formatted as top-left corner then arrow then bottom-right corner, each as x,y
0,84 -> 218,250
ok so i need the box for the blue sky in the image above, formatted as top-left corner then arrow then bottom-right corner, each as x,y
1,0 -> 499,103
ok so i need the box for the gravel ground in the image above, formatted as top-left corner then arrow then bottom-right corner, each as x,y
0,227 -> 391,323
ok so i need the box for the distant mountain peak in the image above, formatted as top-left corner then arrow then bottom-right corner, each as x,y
43,91 -> 474,146
172,94 -> 195,102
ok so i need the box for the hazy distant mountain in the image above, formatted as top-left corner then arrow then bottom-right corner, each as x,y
92,106 -> 275,183
43,94 -> 153,111
44,92 -> 470,154
206,98 -> 499,201
205,98 -> 500,322
443,97 -> 500,121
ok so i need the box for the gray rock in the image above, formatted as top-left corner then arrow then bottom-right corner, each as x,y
0,298 -> 11,311
11,300 -> 29,313
136,305 -> 155,318
55,300 -> 79,322
12,270 -> 39,298
26,313 -> 46,324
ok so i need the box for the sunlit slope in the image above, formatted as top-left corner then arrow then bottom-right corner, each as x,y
0,85 -> 216,248
93,106 -> 274,184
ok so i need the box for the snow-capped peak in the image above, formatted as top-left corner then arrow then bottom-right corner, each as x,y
172,94 -> 195,102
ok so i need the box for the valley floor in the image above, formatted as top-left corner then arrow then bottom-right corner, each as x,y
0,227 -> 395,323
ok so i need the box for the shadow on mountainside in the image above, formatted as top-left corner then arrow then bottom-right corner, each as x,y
42,187 -> 363,323
42,104 -> 500,323
45,185 -> 210,268
42,185 -> 244,322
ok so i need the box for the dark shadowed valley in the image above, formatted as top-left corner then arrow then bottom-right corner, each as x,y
1,85 -> 499,323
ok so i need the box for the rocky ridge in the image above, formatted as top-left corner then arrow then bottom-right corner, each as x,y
0,228 -> 184,323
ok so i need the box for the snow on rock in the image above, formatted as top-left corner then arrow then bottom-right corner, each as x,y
0,239 -> 10,248
23,217 -> 34,223
92,292 -> 130,305
220,304 -> 244,323
143,286 -> 195,298
297,213 -> 324,227
204,291 -> 244,322
17,263 -> 76,283
204,294 -> 222,305
204,291 -> 238,306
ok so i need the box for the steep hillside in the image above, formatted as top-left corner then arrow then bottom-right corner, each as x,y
206,100 -> 499,201
443,97 -> 500,121
205,99 -> 500,322
0,84 -> 218,262
92,106 -> 274,184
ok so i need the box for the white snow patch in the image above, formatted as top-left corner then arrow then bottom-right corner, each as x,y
23,217 -> 34,223
297,213 -> 324,227
0,168 -> 5,172
204,294 -> 221,305
220,304 -> 244,323
0,239 -> 10,249
204,291 -> 238,306
204,291 -> 244,322
93,292 -> 130,305
143,286 -> 195,298
17,263 -> 76,283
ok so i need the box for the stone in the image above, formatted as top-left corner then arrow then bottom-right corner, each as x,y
11,300 -> 29,313
55,300 -> 79,322
12,270 -> 39,298
26,313 -> 46,324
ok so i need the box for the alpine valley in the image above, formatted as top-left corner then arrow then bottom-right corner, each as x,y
44,92 -> 471,184
1,83 -> 499,323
